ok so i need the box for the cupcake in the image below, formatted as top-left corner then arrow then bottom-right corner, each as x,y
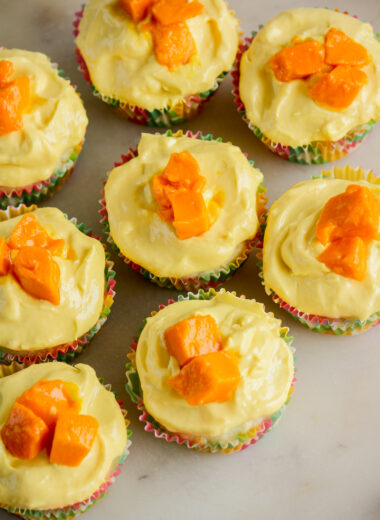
233,8 -> 380,164
0,362 -> 130,520
0,204 -> 115,365
74,0 -> 239,126
258,166 -> 380,334
125,289 -> 295,453
101,130 -> 266,290
0,49 -> 88,208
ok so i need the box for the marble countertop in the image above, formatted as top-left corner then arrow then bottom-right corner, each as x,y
1,1 -> 380,519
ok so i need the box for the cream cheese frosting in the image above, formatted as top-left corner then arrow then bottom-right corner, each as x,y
135,292 -> 294,439
0,363 -> 127,510
105,133 -> 263,278
263,178 -> 380,320
0,49 -> 88,188
0,208 -> 105,351
76,0 -> 239,110
239,8 -> 380,146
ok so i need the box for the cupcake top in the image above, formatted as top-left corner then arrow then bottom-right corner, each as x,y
239,8 -> 380,146
0,207 -> 105,350
0,362 -> 127,510
263,176 -> 380,320
0,49 -> 88,188
136,291 -> 294,439
76,0 -> 239,110
105,133 -> 263,278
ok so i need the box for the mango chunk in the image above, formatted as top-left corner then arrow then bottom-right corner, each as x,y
152,0 -> 204,26
308,65 -> 367,110
120,0 -> 155,23
0,236 -> 10,276
316,184 -> 380,246
1,402 -> 49,460
0,60 -> 14,87
150,22 -> 196,71
162,150 -> 201,189
12,246 -> 61,305
0,82 -> 24,135
168,351 -> 240,406
17,379 -> 81,430
170,189 -> 210,239
8,214 -> 51,250
318,236 -> 367,281
325,27 -> 370,67
165,314 -> 222,367
50,413 -> 99,467
270,40 -> 325,82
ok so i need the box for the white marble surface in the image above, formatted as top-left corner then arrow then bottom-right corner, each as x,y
1,1 -> 380,519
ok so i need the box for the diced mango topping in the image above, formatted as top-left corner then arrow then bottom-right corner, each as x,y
165,314 -> 222,367
151,0 -> 204,26
120,0 -> 156,23
9,214 -> 51,250
0,60 -> 30,136
0,237 -> 10,276
308,65 -> 367,110
168,351 -> 240,406
170,190 -> 210,240
149,22 -> 196,70
325,28 -> 370,67
1,402 -> 50,460
0,60 -> 14,86
270,40 -> 325,82
318,236 -> 367,281
50,413 -> 99,467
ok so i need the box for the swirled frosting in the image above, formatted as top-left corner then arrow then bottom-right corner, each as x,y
76,0 -> 239,110
239,8 -> 380,146
0,363 -> 127,509
136,292 -> 294,439
263,178 -> 380,320
105,133 -> 263,278
0,49 -> 88,187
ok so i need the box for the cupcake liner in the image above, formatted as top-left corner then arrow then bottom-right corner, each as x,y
0,363 -> 132,520
0,204 -> 116,365
232,30 -> 378,165
256,166 -> 380,334
99,129 -> 268,291
125,288 -> 295,453
73,7 -> 226,127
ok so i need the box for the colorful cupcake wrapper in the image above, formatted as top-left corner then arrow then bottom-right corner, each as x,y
0,204 -> 116,365
99,129 -> 267,291
0,363 -> 132,520
73,8 -> 226,127
256,166 -> 380,335
232,31 -> 378,165
125,288 -> 295,453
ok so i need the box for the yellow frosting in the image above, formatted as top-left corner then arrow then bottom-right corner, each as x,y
76,0 -> 239,110
239,8 -> 380,146
263,178 -> 380,320
0,363 -> 127,510
0,49 -> 88,188
135,292 -> 294,439
0,208 -> 105,351
105,133 -> 263,278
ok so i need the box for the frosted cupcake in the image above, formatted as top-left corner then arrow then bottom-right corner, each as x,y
0,49 -> 88,208
233,8 -> 380,164
259,166 -> 380,334
0,362 -> 130,520
101,131 -> 266,290
0,205 -> 115,364
74,0 -> 239,126
126,289 -> 295,452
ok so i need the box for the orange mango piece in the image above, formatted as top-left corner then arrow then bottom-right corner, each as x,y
318,236 -> 367,281
17,379 -> 81,430
150,21 -> 196,70
0,60 -> 14,87
46,238 -> 65,257
152,0 -> 204,26
308,65 -> 368,110
0,82 -> 24,135
316,184 -> 380,245
12,246 -> 61,305
161,150 -> 201,189
8,214 -> 51,250
165,314 -> 222,367
170,189 -> 210,239
325,28 -> 370,67
1,402 -> 49,460
50,413 -> 99,467
270,40 -> 325,82
120,0 -> 156,23
0,237 -> 10,276
168,351 -> 240,406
